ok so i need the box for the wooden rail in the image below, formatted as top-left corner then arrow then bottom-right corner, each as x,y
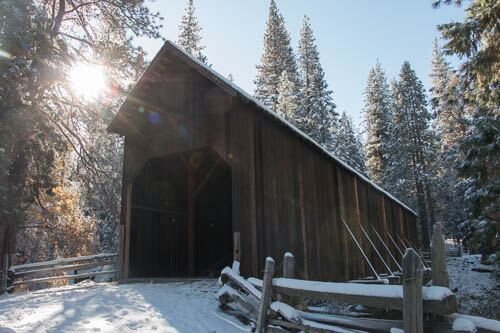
6,253 -> 117,291
218,252 -> 500,332
218,228 -> 499,333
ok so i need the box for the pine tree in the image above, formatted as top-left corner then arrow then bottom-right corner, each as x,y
254,0 -> 300,113
435,0 -> 499,256
336,112 -> 368,175
384,62 -> 436,249
297,15 -> 337,148
429,40 -> 468,239
429,40 -> 468,146
276,71 -> 302,127
177,0 -> 207,63
362,61 -> 393,184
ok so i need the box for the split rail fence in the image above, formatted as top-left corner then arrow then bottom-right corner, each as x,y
218,226 -> 500,333
2,253 -> 117,293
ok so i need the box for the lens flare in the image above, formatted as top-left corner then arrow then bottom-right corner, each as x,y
0,50 -> 13,59
69,63 -> 106,99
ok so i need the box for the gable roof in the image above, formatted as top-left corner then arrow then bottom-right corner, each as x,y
108,40 -> 418,217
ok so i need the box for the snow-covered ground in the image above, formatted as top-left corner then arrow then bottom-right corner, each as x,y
1,254 -> 497,332
0,279 -> 248,332
447,254 -> 499,320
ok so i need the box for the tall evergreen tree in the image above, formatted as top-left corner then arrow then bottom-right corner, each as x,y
254,0 -> 300,113
362,61 -> 393,184
177,0 -> 207,63
384,62 -> 436,248
297,15 -> 337,148
435,0 -> 499,256
429,40 -> 468,146
336,112 -> 368,175
276,70 -> 302,127
429,40 -> 468,238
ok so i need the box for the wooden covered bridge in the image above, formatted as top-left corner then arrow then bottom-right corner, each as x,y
108,41 -> 419,282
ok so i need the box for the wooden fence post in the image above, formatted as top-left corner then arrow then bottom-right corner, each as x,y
283,252 -> 293,278
257,257 -> 275,333
233,232 -> 241,262
403,248 -> 424,333
431,223 -> 449,288
1,253 -> 8,294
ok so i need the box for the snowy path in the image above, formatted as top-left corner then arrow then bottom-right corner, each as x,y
0,280 -> 249,332
447,254 -> 499,320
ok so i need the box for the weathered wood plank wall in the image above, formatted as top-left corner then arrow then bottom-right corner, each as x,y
230,101 -> 419,281
112,47 -> 419,281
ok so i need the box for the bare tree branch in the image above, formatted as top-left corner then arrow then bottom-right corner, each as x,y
51,0 -> 66,38
64,1 -> 100,15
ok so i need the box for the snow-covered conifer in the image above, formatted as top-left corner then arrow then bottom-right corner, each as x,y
254,0 -> 300,113
362,61 -> 393,185
384,62 -> 436,248
435,0 -> 500,256
336,112 -> 368,175
297,15 -> 337,149
277,71 -> 303,127
429,40 -> 468,237
177,0 -> 207,63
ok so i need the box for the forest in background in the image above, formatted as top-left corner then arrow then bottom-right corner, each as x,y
0,0 -> 498,269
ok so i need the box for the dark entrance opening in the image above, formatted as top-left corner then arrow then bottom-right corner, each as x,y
129,147 -> 232,278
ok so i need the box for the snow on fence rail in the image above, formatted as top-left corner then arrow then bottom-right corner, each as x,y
218,252 -> 500,333
3,253 -> 117,292
217,227 -> 500,332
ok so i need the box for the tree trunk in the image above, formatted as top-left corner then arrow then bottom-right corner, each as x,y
424,180 -> 436,230
1,138 -> 29,268
415,178 -> 430,250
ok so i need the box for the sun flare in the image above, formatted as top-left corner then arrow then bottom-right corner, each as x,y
69,63 -> 107,99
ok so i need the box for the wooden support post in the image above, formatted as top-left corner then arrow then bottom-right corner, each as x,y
194,158 -> 221,197
187,167 -> 195,275
233,232 -> 241,262
403,248 -> 424,333
283,252 -> 294,278
387,231 -> 405,258
281,252 -> 294,306
352,178 -> 365,277
336,168 -> 349,281
406,238 -> 430,269
373,227 -> 403,272
297,163 -> 309,280
397,234 -> 409,251
257,257 -> 275,333
281,252 -> 306,310
379,195 -> 391,265
123,183 -> 132,279
431,223 -> 449,288
1,253 -> 8,294
116,224 -> 124,280
342,219 -> 380,280
359,223 -> 393,276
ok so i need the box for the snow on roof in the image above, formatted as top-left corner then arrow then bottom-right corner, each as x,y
116,40 -> 418,217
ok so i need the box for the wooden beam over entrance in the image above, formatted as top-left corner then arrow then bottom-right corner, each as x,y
195,157 -> 221,197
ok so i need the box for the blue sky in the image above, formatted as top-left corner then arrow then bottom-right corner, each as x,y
135,1 -> 466,127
